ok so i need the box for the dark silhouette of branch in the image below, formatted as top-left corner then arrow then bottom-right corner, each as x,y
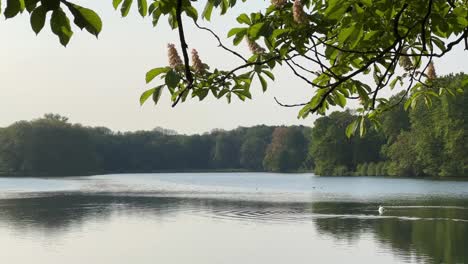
172,0 -> 193,107
284,59 -> 317,87
421,0 -> 434,52
371,43 -> 403,109
274,97 -> 309,107
393,3 -> 408,39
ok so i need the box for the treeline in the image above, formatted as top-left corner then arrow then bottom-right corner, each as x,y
311,73 -> 467,177
0,74 -> 466,178
0,116 -> 311,176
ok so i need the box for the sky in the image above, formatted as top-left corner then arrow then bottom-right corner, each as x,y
0,1 -> 467,134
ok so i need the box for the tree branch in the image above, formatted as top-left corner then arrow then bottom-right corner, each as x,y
274,97 -> 309,107
421,0 -> 434,52
172,0 -> 193,107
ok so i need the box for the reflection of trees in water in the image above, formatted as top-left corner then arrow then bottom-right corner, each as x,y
374,217 -> 468,264
1,195 -> 468,263
0,194 -> 308,232
0,194 -> 183,235
311,201 -> 468,264
311,202 -> 373,242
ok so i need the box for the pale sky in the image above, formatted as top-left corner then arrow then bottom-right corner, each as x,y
0,1 -> 466,134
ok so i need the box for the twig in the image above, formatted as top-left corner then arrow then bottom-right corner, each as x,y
194,21 -> 248,63
274,97 -> 309,107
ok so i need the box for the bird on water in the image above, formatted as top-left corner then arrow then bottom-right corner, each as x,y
378,205 -> 385,215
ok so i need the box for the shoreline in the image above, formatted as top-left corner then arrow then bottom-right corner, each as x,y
1,171 -> 467,181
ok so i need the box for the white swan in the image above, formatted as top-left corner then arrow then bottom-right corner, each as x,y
378,205 -> 385,215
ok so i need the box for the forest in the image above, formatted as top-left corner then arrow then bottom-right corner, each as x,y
0,74 -> 466,178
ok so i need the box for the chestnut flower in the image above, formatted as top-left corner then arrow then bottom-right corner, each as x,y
293,0 -> 308,24
426,62 -> 436,80
191,49 -> 206,74
246,38 -> 266,54
399,48 -> 413,71
271,0 -> 287,8
167,43 -> 183,70
399,56 -> 413,71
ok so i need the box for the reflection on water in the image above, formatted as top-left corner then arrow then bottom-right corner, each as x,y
1,173 -> 468,264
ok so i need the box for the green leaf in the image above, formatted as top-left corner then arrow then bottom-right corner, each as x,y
258,74 -> 267,92
184,5 -> 198,21
152,8 -> 162,26
359,116 -> 366,137
120,0 -> 132,17
325,0 -> 347,20
431,37 -> 446,52
137,0 -> 147,17
356,83 -> 370,102
202,1 -> 213,21
227,27 -> 246,37
337,25 -> 355,43
146,67 -> 170,83
232,30 -> 246,45
50,8 -> 73,46
217,89 -> 229,98
360,0 -> 371,7
193,88 -> 209,100
41,0 -> 59,11
404,98 -> 412,110
233,89 -> 251,100
262,70 -> 275,80
335,92 -> 346,107
165,70 -> 181,88
346,119 -> 359,138
4,0 -> 23,18
298,104 -> 311,119
461,77 -> 468,87
24,0 -> 39,12
237,13 -> 251,25
30,5 -> 47,34
113,0 -> 123,9
19,0 -> 25,12
389,77 -> 402,90
140,88 -> 156,105
168,13 -> 178,29
152,86 -> 163,105
220,0 -> 229,15
248,22 -> 264,39
67,3 -> 102,37
271,28 -> 290,40
148,1 -> 157,15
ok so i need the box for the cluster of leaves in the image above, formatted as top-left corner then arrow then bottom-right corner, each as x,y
2,0 -> 467,135
140,61 -> 276,106
311,73 -> 467,177
1,0 -> 102,45
137,0 -> 467,136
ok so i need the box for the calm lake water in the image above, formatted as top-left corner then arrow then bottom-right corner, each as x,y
1,173 -> 468,264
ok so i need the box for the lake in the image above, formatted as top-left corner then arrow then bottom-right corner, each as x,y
1,173 -> 468,264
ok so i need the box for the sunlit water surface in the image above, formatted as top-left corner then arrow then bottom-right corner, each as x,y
1,173 -> 468,264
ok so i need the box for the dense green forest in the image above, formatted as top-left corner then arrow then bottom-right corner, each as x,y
0,115 -> 311,176
312,73 -> 467,178
0,74 -> 466,178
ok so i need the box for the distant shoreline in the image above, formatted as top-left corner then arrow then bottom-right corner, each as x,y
1,171 -> 468,182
